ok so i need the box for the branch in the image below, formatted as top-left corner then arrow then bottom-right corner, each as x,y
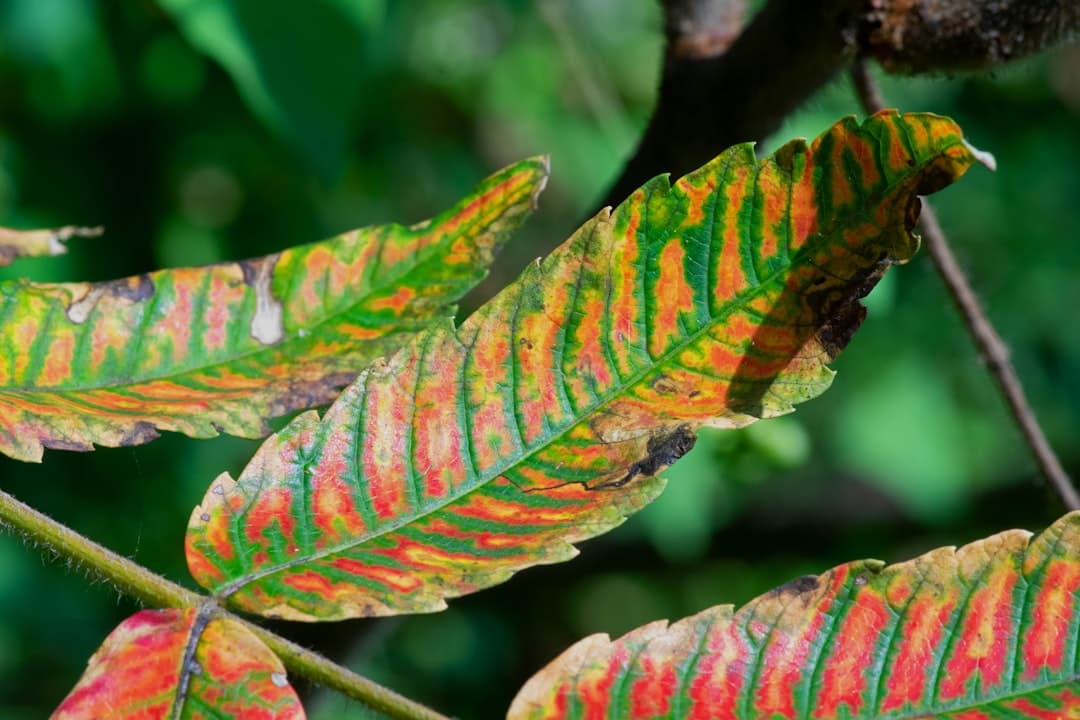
0,487 -> 450,720
601,0 -> 862,208
660,0 -> 748,60
865,0 -> 1080,74
603,0 -> 1079,212
851,61 -> 1080,512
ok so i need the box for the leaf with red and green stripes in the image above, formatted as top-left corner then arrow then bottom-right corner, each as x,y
53,608 -> 303,719
0,158 -> 547,462
508,511 -> 1080,720
0,224 -> 103,267
186,111 -> 982,621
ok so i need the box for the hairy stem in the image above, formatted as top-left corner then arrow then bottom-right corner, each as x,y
246,625 -> 449,720
0,487 -> 202,610
0,487 -> 450,720
851,60 -> 1080,511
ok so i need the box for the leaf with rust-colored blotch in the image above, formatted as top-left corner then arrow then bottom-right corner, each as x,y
0,225 -> 103,267
53,608 -> 303,719
186,111 -> 982,621
0,158 -> 548,462
509,511 -> 1080,720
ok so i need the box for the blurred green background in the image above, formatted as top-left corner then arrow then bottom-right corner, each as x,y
1,1 -> 1078,718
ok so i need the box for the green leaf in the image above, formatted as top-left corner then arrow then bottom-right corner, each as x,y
158,0 -> 381,180
508,512 -> 1080,719
53,609 -> 303,719
0,158 -> 547,462
186,112 -> 979,621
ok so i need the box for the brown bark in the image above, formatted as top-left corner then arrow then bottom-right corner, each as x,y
601,0 -> 1079,212
866,0 -> 1080,73
661,0 -> 748,60
601,0 -> 863,209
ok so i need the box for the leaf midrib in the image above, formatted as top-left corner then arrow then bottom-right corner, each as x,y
872,673 -> 1077,720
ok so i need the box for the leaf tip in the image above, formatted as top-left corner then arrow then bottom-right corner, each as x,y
962,138 -> 997,171
531,155 -> 551,210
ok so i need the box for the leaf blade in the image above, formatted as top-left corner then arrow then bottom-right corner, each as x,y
508,512 -> 1080,720
52,608 -> 304,719
187,112 -> 979,620
0,158 -> 547,461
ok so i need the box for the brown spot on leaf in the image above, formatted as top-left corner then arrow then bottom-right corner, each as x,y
111,274 -> 155,303
42,436 -> 95,453
914,157 -> 964,197
905,194 -> 923,232
649,374 -> 679,395
66,274 -> 156,324
770,574 -> 820,598
816,297 -> 869,359
595,424 -> 697,489
117,421 -> 160,448
772,139 -> 806,176
806,260 -> 887,361
265,370 -> 359,418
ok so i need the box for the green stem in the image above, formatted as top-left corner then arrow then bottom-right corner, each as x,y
0,486 -> 201,609
242,622 -> 450,720
0,487 -> 449,720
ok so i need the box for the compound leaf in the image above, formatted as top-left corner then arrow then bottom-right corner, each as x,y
186,112 -> 979,621
508,512 -> 1080,720
53,608 -> 303,719
0,158 -> 547,462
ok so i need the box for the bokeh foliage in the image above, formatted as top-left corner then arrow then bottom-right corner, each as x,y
0,2 -> 1077,718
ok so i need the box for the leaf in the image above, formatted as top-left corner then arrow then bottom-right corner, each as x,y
186,112 -> 979,621
159,0 -> 379,180
0,158 -> 547,462
508,512 -> 1080,720
0,224 -> 103,267
53,608 -> 303,719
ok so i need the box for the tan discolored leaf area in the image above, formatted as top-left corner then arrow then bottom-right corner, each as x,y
0,224 -> 103,267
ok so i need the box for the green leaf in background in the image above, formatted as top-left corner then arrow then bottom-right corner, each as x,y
158,0 -> 386,181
